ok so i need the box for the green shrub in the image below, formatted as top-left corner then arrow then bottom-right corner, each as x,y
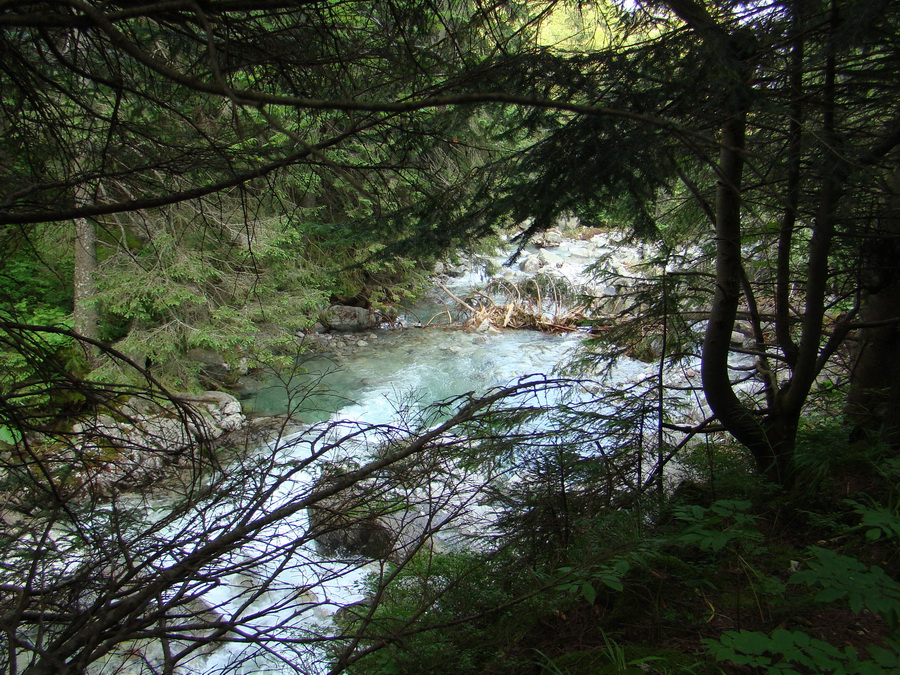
706,629 -> 899,674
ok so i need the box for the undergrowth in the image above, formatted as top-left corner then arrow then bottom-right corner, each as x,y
337,420 -> 900,674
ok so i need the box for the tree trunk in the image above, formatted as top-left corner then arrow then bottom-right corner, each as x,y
701,107 -> 796,485
73,182 -> 99,345
664,0 -> 800,485
847,156 -> 900,447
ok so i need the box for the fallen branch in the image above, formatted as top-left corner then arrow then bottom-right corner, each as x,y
435,280 -> 477,313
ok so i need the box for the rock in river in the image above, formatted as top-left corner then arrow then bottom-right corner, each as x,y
320,305 -> 379,332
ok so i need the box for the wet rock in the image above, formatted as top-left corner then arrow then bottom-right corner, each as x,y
734,321 -> 754,339
185,348 -> 233,384
312,512 -> 395,560
320,305 -> 378,332
215,416 -> 303,452
535,229 -> 564,247
177,391 -> 246,435
69,392 -> 247,496
538,249 -> 564,268
307,465 -> 397,560
519,252 -> 542,274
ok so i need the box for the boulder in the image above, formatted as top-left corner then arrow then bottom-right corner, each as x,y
185,348 -> 233,384
518,251 -> 542,274
538,249 -> 564,268
70,392 -> 247,496
307,467 -> 397,560
175,391 -> 247,435
307,460 -> 445,562
535,229 -> 564,247
734,320 -> 754,338
320,305 -> 378,332
310,508 -> 395,560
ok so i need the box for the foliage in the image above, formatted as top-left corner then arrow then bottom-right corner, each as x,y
847,499 -> 900,543
706,629 -> 899,674
699,452 -> 900,674
791,547 -> 900,629
535,634 -> 668,675
555,558 -> 631,604
0,377 -> 590,673
672,440 -> 767,502
671,499 -> 763,554
0,0 -> 517,391
341,550 -> 547,675
2,0 -> 897,473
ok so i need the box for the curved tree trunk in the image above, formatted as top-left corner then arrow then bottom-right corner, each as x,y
662,0 -> 803,486
700,106 -> 796,485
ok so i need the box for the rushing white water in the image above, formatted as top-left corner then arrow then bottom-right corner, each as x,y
171,256 -> 597,673
9,236 -> 715,675
76,235 -> 766,674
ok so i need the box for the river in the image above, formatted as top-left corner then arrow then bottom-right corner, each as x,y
89,236 -> 665,675
178,241 -> 663,674
241,238 -> 652,426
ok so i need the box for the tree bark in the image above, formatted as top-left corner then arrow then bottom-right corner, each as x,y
775,0 -> 806,369
73,182 -> 99,345
846,155 -> 900,447
701,107 -> 792,483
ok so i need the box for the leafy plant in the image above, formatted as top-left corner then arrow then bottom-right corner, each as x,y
845,499 -> 900,542
342,550 -> 552,675
555,558 -> 631,604
705,542 -> 900,672
669,499 -> 786,623
671,500 -> 763,554
705,629 -> 899,674
535,631 -> 666,674
790,547 -> 900,629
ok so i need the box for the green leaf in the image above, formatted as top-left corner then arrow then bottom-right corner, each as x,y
600,576 -> 623,592
0,425 -> 21,444
581,582 -> 596,604
816,588 -> 846,603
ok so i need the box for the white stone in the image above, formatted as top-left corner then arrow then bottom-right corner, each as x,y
538,250 -> 564,268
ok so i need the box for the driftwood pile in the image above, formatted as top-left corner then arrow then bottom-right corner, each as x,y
436,280 -> 586,333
